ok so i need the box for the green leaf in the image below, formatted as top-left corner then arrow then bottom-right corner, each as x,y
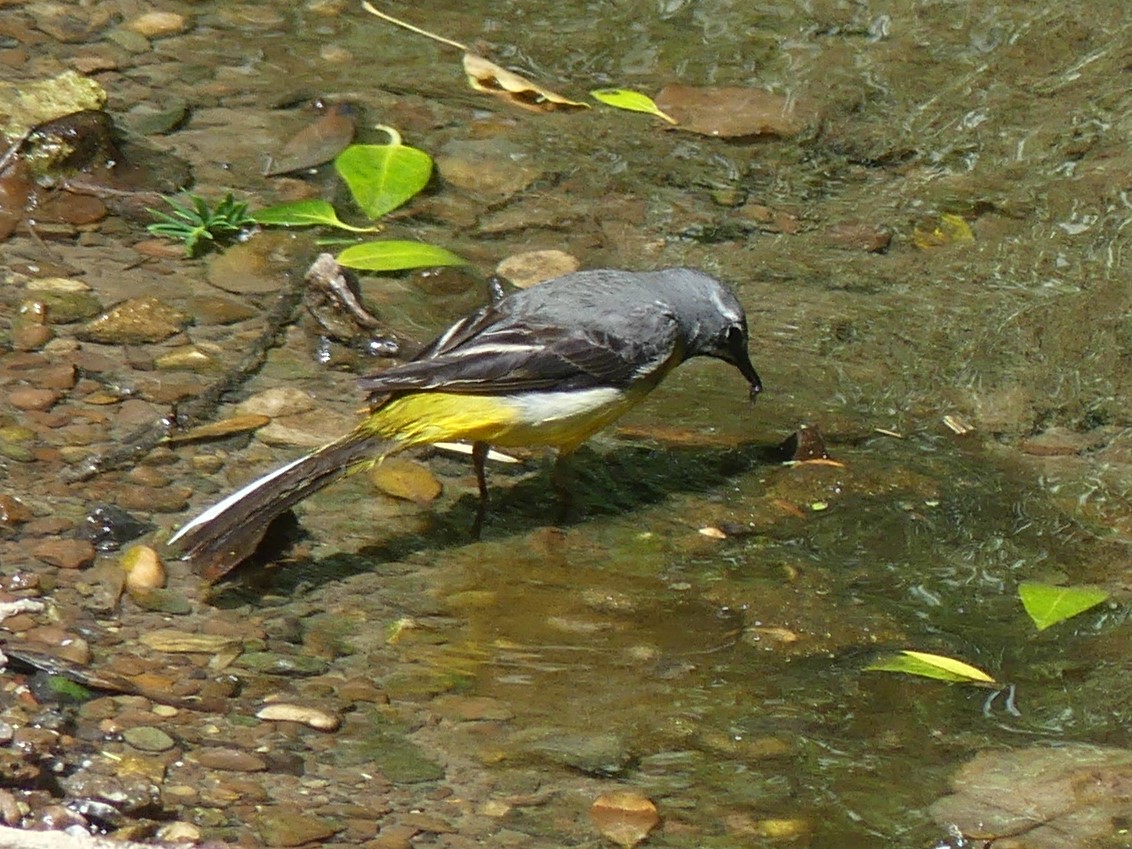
590,88 -> 678,124
1019,582 -> 1109,631
253,199 -> 378,233
336,240 -> 467,272
334,133 -> 433,220
865,650 -> 996,685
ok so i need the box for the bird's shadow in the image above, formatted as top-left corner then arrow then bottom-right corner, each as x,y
206,437 -> 787,606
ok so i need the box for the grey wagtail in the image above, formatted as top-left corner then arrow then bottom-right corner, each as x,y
168,267 -> 762,573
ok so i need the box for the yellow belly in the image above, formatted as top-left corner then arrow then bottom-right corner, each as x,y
362,386 -> 647,455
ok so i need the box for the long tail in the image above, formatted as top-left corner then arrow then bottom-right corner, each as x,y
168,430 -> 389,577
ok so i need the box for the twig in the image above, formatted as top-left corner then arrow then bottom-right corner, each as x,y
64,269 -> 309,482
360,1 -> 468,50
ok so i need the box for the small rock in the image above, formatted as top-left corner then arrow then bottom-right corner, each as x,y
8,387 -> 61,411
196,748 -> 267,772
255,410 -> 354,448
120,544 -> 166,593
122,726 -> 176,753
826,220 -> 893,252
235,387 -> 318,418
256,703 -> 341,732
155,822 -> 201,843
10,324 -> 54,351
0,495 -> 34,527
77,297 -> 191,344
116,485 -> 191,514
435,139 -> 542,201
36,363 -> 77,390
495,250 -> 580,289
235,652 -> 330,676
155,346 -> 219,372
124,11 -> 191,38
590,790 -> 659,848
253,810 -> 341,847
30,538 -> 96,569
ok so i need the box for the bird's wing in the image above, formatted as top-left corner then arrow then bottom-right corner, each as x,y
360,307 -> 680,397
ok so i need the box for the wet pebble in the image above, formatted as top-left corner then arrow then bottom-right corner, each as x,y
254,810 -> 342,847
256,703 -> 341,732
155,821 -> 202,843
10,324 -> 54,351
495,250 -> 580,289
116,484 -> 191,514
0,494 -> 33,527
38,290 -> 104,324
183,294 -> 259,325
77,297 -> 192,344
154,345 -> 219,372
120,544 -> 166,593
235,387 -> 318,418
30,538 -> 96,569
516,729 -> 631,776
235,652 -> 330,676
122,725 -> 176,753
36,363 -> 77,390
435,139 -> 542,201
124,11 -> 191,38
195,748 -> 267,772
7,387 -> 61,411
826,220 -> 893,252
590,790 -> 659,848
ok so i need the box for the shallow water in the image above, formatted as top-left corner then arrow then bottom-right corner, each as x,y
2,0 -> 1131,846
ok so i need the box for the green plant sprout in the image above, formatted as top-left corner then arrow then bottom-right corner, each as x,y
146,193 -> 256,257
146,127 -> 467,271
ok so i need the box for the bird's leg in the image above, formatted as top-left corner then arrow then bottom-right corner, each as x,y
471,441 -> 490,539
551,450 -> 574,524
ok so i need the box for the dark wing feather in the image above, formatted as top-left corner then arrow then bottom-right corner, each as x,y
360,306 -> 680,398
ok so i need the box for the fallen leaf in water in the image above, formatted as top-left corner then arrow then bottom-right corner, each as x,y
590,88 -> 676,123
654,84 -> 810,138
930,744 -> 1132,848
913,213 -> 974,249
590,791 -> 659,848
866,650 -> 996,685
265,101 -> 357,176
463,53 -> 589,113
359,3 -> 588,114
370,456 -> 443,504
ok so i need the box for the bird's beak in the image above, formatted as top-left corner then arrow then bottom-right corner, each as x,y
727,332 -> 763,403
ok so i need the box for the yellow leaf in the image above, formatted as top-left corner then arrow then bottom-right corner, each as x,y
865,650 -> 996,685
912,213 -> 974,249
590,88 -> 677,124
463,53 -> 589,113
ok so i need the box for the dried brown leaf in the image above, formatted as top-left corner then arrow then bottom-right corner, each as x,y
462,53 -> 589,113
265,102 -> 356,176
